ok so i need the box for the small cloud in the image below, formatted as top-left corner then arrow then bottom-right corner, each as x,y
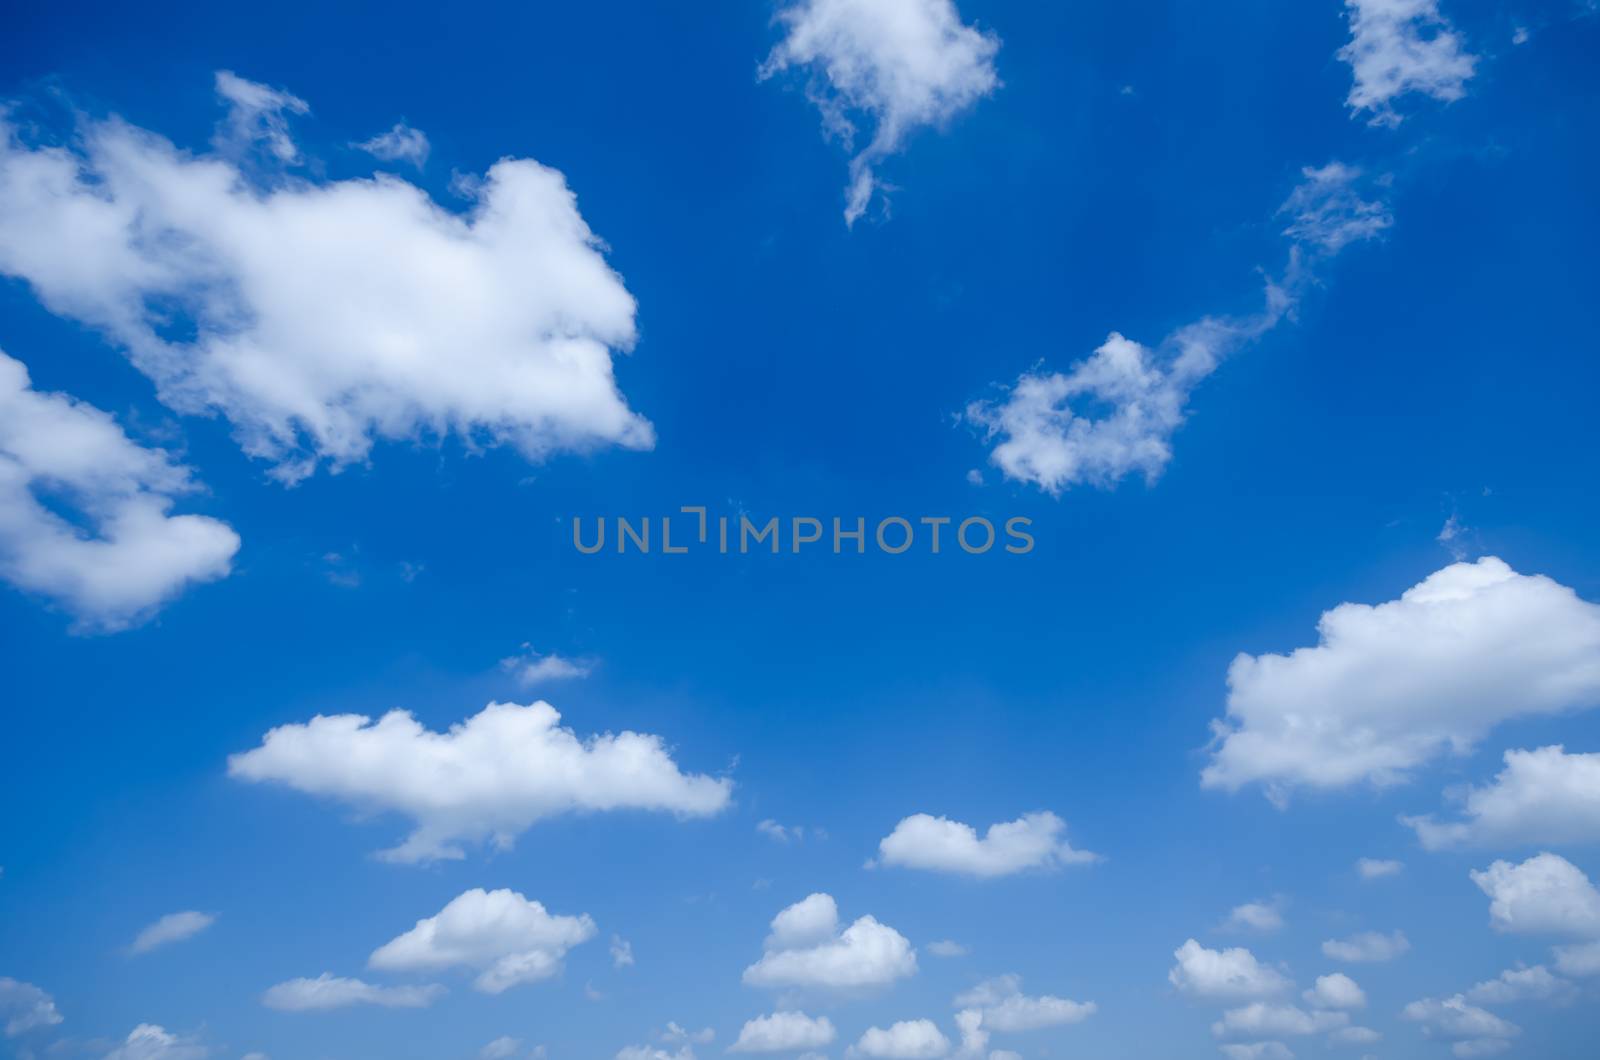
1224,898 -> 1285,934
965,468 -> 984,486
925,939 -> 968,958
1322,930 -> 1410,963
1356,857 -> 1403,880
1512,26 -> 1530,44
757,819 -> 815,843
499,644 -> 595,686
611,935 -> 635,968
354,122 -> 431,168
130,911 -> 217,955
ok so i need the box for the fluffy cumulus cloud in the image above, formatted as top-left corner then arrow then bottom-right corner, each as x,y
103,1024 -> 209,1060
0,73 -> 653,484
851,1019 -> 950,1059
872,811 -> 1096,877
1320,931 -> 1410,963
1202,558 -> 1600,800
1401,996 -> 1518,1057
1404,746 -> 1600,850
261,974 -> 445,1011
1168,940 -> 1291,1000
1465,964 -> 1577,1005
743,892 -> 917,991
966,164 -> 1386,495
1303,973 -> 1366,1010
130,911 -> 216,955
761,0 -> 999,224
227,700 -> 732,863
1470,853 -> 1600,937
730,1011 -> 837,1053
1224,900 -> 1284,934
1210,1003 -> 1349,1039
0,352 -> 239,631
368,888 -> 596,994
0,977 -> 62,1037
952,974 -> 1096,1032
1338,0 -> 1477,126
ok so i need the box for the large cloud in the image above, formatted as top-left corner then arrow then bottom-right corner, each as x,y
743,893 -> 916,991
261,974 -> 445,1011
1202,558 -> 1600,800
873,811 -> 1096,877
1470,853 -> 1600,938
1404,746 -> 1600,850
762,0 -> 999,224
0,352 -> 238,630
368,888 -> 595,993
1338,0 -> 1477,126
729,1011 -> 837,1053
1167,940 -> 1290,1000
0,977 -> 62,1037
227,700 -> 732,863
0,73 -> 652,484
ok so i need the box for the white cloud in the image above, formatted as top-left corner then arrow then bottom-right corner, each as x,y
1216,1044 -> 1293,1060
1321,930 -> 1410,963
1202,558 -> 1600,799
758,819 -> 808,843
743,892 -> 917,991
213,70 -> 307,162
103,1024 -> 209,1060
0,352 -> 239,631
872,811 -> 1097,877
1356,858 -> 1403,880
1470,853 -> 1600,937
730,1011 -> 837,1053
1303,973 -> 1366,1010
611,935 -> 635,968
966,165 -> 1386,495
355,122 -> 430,168
661,1024 -> 715,1046
500,646 -> 594,686
1465,964 -> 1576,1005
851,1019 -> 950,1059
617,1046 -> 695,1060
261,974 -> 445,1011
952,974 -> 1095,1031
925,939 -> 967,958
1168,939 -> 1291,1000
228,699 -> 731,863
0,978 -> 62,1037
480,1038 -> 524,1060
368,888 -> 595,994
1553,940 -> 1600,976
0,74 -> 653,485
761,0 -> 999,224
1210,1003 -> 1349,1038
1338,0 -> 1477,126
1404,746 -> 1600,850
1401,996 -> 1518,1055
1224,900 -> 1285,934
1330,1025 -> 1381,1045
130,911 -> 216,955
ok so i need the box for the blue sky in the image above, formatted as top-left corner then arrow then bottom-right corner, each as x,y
2,1 -> 1599,1059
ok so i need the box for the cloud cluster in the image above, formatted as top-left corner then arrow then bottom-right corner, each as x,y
0,352 -> 239,630
743,893 -> 917,991
0,73 -> 653,484
0,977 -> 62,1037
368,888 -> 596,993
762,0 -> 999,224
873,811 -> 1096,877
228,700 -> 732,863
1202,558 -> 1600,800
1402,995 -> 1518,1057
1338,0 -> 1477,126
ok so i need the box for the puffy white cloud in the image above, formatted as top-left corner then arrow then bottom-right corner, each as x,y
0,75 -> 653,485
952,975 -> 1095,1031
743,893 -> 916,991
1401,996 -> 1518,1055
103,1024 -> 209,1060
1217,1044 -> 1293,1060
1465,964 -> 1576,1005
0,977 -> 62,1037
967,165 -> 1386,495
1404,746 -> 1600,850
851,1019 -> 950,1059
130,911 -> 216,955
368,888 -> 595,994
500,647 -> 594,686
873,811 -> 1096,877
1202,558 -> 1600,799
1210,1003 -> 1348,1039
1168,940 -> 1291,1000
0,352 -> 238,631
1356,858 -> 1403,880
1320,931 -> 1410,963
355,122 -> 430,168
761,0 -> 999,224
1224,900 -> 1284,934
1470,853 -> 1600,937
1338,0 -> 1477,126
730,1011 -> 837,1053
261,974 -> 445,1011
1302,973 -> 1365,1010
1553,940 -> 1600,976
228,700 -> 731,863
